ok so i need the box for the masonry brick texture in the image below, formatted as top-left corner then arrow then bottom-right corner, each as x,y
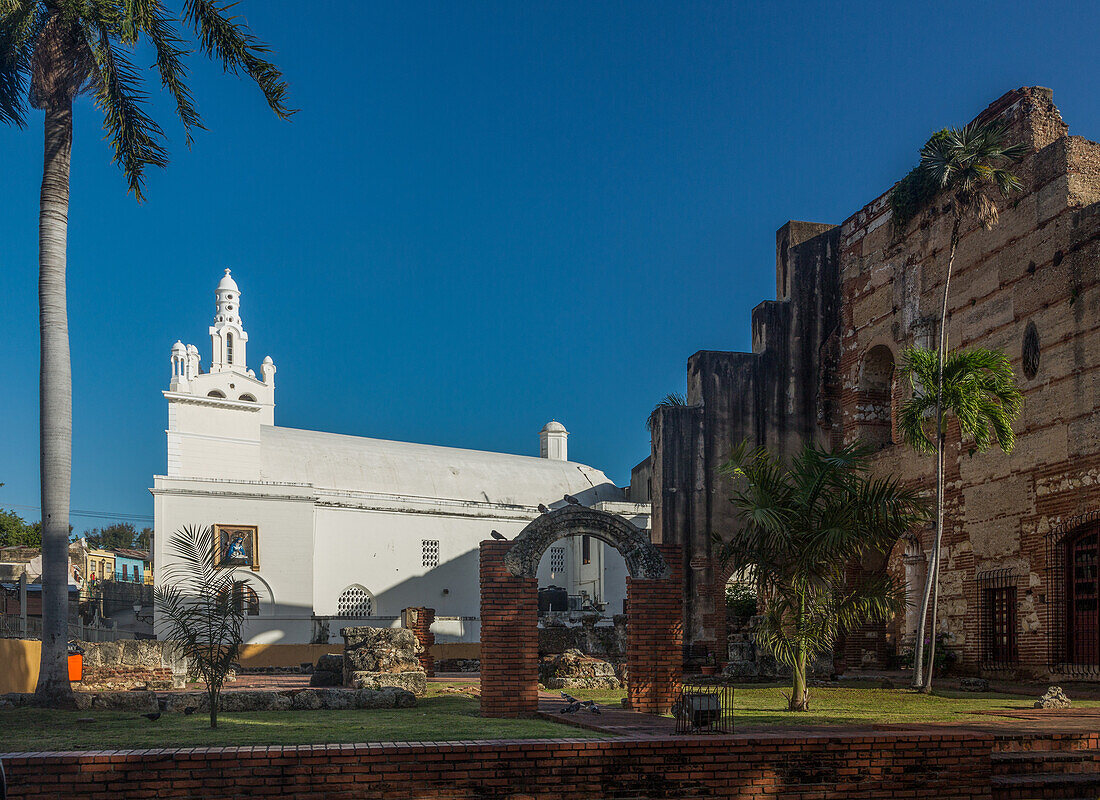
479,541 -> 539,717
653,86 -> 1100,678
480,540 -> 683,717
8,731 -> 1098,800
402,607 -> 436,677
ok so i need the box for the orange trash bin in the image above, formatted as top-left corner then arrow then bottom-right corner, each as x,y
67,653 -> 83,681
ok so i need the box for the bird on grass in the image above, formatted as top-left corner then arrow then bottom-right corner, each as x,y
537,504 -> 550,514
581,700 -> 601,715
560,691 -> 578,703
563,494 -> 581,506
490,530 -> 507,541
183,706 -> 197,716
141,712 -> 161,721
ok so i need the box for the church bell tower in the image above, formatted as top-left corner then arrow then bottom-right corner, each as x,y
210,268 -> 248,373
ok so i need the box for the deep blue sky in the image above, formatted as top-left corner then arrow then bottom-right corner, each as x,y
2,1 -> 1098,531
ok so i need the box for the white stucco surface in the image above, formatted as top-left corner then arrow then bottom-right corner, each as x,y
153,272 -> 649,644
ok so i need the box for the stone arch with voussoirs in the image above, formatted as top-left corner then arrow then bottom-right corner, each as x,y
480,504 -> 682,717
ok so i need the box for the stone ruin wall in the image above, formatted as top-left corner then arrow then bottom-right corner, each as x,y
838,87 -> 1100,676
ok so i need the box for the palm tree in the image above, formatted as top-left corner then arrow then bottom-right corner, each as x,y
1,1 -> 292,707
717,441 -> 927,711
646,392 -> 687,432
155,525 -> 247,729
897,121 -> 1025,692
898,347 -> 1022,691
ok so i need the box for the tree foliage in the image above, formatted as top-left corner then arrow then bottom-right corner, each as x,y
0,0 -> 294,200
898,347 -> 1024,456
717,441 -> 928,711
153,524 -> 246,729
0,508 -> 41,548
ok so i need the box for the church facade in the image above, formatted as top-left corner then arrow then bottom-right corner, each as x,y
152,270 -> 648,645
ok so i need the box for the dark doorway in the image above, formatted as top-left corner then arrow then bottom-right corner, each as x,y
1069,527 -> 1100,665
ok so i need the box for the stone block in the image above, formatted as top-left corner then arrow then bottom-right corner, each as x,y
1035,686 -> 1071,709
960,678 -> 990,692
354,687 -> 417,709
347,671 -> 427,696
316,654 -> 343,673
538,649 -> 621,690
90,692 -> 159,712
341,627 -> 421,679
290,690 -> 323,710
309,670 -> 341,687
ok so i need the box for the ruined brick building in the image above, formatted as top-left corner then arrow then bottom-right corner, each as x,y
649,87 -> 1100,679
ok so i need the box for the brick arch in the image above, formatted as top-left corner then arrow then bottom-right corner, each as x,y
480,508 -> 682,718
503,505 -> 670,580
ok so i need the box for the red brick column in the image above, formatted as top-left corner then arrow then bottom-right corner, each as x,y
626,543 -> 683,714
479,541 -> 539,717
402,607 -> 436,677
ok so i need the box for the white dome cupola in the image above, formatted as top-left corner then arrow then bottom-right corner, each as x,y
539,420 -> 569,461
210,268 -> 249,372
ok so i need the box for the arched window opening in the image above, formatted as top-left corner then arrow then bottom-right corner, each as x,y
238,393 -> 256,402
217,582 -> 260,616
337,585 -> 375,617
226,332 -> 234,365
207,390 -> 226,398
856,345 -> 896,449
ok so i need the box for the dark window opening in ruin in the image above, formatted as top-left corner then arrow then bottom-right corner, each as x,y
1053,250 -> 1064,266
1023,321 -> 1041,380
582,534 -> 591,565
978,569 -> 1018,668
856,345 -> 896,449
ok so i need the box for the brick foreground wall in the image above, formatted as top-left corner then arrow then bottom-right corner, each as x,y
479,541 -> 539,717
1,732 -> 1007,800
626,543 -> 683,714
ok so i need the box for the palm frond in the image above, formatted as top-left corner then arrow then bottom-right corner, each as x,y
182,0 -> 294,120
86,24 -> 169,200
646,392 -> 687,432
0,0 -> 38,125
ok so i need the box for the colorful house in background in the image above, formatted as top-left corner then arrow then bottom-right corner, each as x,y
111,549 -> 151,583
83,547 -> 116,584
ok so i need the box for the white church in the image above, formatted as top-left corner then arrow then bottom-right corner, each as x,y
151,270 -> 650,645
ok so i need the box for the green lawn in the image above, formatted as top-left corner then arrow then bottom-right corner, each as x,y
4,681 -> 1094,752
562,681 -> 1100,727
0,691 -> 595,752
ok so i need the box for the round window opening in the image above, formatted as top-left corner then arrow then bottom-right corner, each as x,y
1023,320 -> 1040,379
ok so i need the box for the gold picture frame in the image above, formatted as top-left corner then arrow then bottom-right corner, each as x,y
213,524 -> 260,570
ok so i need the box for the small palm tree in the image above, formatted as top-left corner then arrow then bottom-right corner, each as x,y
898,347 -> 1023,692
154,524 -> 248,729
1,1 -> 291,706
646,392 -> 687,432
717,441 -> 927,711
895,120 -> 1025,693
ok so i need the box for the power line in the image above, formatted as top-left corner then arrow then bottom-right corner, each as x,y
3,504 -> 153,523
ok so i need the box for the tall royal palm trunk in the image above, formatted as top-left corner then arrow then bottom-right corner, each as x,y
910,212 -> 961,693
34,99 -> 76,708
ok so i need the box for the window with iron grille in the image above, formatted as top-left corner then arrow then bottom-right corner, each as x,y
978,569 -> 1019,669
550,546 -> 565,574
422,539 -> 439,569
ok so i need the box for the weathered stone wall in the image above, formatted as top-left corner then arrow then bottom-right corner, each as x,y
77,639 -> 189,691
836,86 -> 1100,677
538,615 -> 627,659
654,86 -> 1100,678
652,221 -> 842,654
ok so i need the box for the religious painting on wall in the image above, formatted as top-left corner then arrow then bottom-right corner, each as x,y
213,524 -> 259,570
